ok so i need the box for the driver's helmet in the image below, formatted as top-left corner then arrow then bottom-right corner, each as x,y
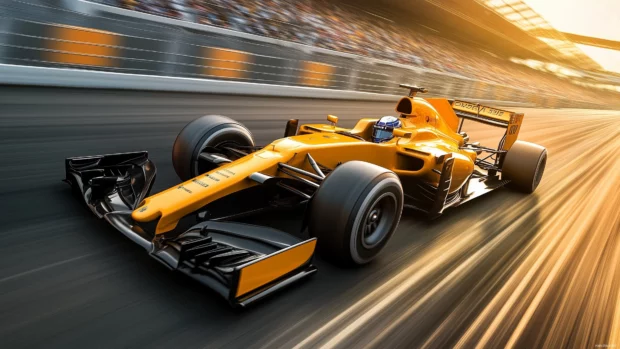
372,116 -> 401,143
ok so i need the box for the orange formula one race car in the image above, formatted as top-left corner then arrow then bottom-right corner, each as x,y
64,84 -> 547,307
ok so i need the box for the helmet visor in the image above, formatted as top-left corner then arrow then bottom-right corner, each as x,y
372,127 -> 393,141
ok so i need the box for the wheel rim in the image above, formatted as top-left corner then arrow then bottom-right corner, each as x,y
361,192 -> 398,249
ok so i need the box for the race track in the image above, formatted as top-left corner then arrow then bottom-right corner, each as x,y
0,86 -> 618,349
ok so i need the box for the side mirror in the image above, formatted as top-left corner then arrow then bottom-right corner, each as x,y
393,129 -> 412,138
327,115 -> 338,125
284,119 -> 299,137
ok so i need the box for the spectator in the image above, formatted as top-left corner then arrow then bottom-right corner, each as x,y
111,0 -> 615,102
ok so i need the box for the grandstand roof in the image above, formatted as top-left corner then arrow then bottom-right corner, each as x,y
344,0 -> 602,70
476,0 -> 601,70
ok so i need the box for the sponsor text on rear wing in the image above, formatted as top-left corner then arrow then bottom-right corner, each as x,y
450,100 -> 523,151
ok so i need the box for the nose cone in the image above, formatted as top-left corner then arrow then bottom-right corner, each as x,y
131,198 -> 161,222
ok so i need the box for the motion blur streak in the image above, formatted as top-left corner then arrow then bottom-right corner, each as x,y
0,88 -> 618,348
46,25 -> 120,67
205,48 -> 251,79
457,136 -> 618,349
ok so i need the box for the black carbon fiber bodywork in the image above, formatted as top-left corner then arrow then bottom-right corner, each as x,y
64,151 -> 316,307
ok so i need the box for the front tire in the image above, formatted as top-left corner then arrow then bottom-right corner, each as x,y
172,115 -> 254,181
308,161 -> 404,265
502,140 -> 547,193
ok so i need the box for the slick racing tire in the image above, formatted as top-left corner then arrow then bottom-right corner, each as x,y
172,115 -> 254,181
309,161 -> 404,266
502,140 -> 547,193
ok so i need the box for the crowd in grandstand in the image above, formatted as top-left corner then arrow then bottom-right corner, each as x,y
112,0 -> 610,102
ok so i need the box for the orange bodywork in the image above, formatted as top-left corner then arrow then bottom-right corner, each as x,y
133,97 -> 480,235
235,239 -> 317,298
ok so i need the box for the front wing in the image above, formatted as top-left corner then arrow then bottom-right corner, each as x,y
64,151 -> 317,307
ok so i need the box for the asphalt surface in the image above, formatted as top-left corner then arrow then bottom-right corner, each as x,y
0,86 -> 619,349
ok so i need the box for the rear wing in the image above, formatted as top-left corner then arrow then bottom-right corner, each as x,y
450,100 -> 523,151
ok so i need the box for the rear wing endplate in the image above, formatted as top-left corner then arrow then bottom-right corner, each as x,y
450,100 -> 523,151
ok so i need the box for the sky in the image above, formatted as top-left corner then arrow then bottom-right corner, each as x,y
522,0 -> 620,73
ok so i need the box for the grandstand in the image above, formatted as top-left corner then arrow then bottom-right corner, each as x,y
89,1 -> 620,103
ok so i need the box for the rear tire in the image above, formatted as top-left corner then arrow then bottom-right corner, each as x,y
502,140 -> 547,193
308,161 -> 404,266
172,115 -> 254,181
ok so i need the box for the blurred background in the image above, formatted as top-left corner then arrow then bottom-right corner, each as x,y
0,1 -> 618,349
2,0 -> 620,107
